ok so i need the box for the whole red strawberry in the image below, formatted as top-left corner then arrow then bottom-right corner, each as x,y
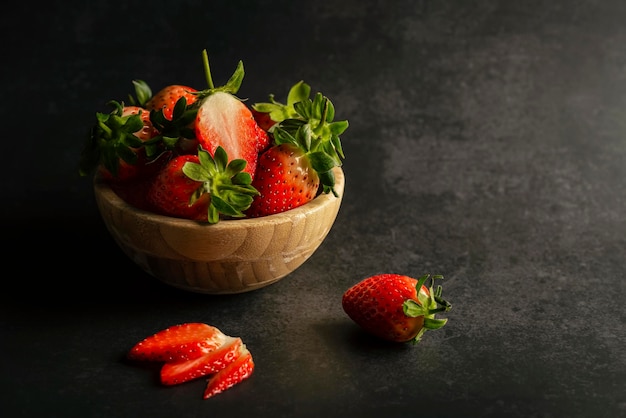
342,273 -> 451,343
147,146 -> 259,223
79,101 -> 159,181
146,84 -> 198,120
146,153 -> 210,221
250,107 -> 276,132
245,143 -> 320,217
245,86 -> 349,217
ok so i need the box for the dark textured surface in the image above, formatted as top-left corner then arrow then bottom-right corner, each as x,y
2,1 -> 625,417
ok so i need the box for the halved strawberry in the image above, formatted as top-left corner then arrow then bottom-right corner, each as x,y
195,91 -> 269,177
203,346 -> 254,399
128,323 -> 227,363
160,336 -> 243,386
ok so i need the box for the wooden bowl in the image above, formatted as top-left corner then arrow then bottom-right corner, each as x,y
93,167 -> 345,294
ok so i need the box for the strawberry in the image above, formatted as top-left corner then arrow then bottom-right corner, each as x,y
195,91 -> 270,177
128,323 -> 227,363
79,101 -> 159,181
245,143 -> 321,217
147,146 -> 259,223
342,273 -> 451,343
160,336 -> 243,386
146,84 -> 198,121
250,107 -> 276,132
245,87 -> 349,217
203,345 -> 255,399
146,153 -> 210,220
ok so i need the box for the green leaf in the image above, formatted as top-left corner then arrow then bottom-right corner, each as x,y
172,96 -> 188,120
329,120 -> 349,135
403,299 -> 427,317
210,194 -> 239,217
128,79 -> 152,107
308,151 -> 337,173
231,172 -> 253,186
213,146 -> 229,171
423,317 -> 448,330
226,158 -> 248,176
287,80 -> 311,105
182,161 -> 209,182
224,60 -> 244,94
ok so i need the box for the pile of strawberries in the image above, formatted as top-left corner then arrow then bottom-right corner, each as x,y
81,50 -> 454,401
79,49 -> 348,223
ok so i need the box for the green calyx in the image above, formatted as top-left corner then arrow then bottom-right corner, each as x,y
254,81 -> 349,196
193,49 -> 245,100
79,100 -> 147,177
149,96 -> 198,149
402,274 -> 452,344
129,78 -> 198,150
182,146 -> 259,224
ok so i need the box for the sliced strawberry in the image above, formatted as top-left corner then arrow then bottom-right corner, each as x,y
203,346 -> 254,399
195,91 -> 270,177
160,336 -> 243,386
128,323 -> 227,363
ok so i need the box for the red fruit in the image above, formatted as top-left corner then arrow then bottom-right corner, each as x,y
146,85 -> 198,120
245,143 -> 320,217
98,105 -> 159,182
147,146 -> 259,223
128,323 -> 227,363
108,176 -> 154,211
342,273 -> 451,343
250,107 -> 276,132
203,346 -> 254,399
146,154 -> 211,221
80,101 -> 161,182
123,105 -> 158,140
195,91 -> 270,177
160,336 -> 243,386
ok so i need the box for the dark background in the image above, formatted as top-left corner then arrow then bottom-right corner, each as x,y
2,1 -> 625,417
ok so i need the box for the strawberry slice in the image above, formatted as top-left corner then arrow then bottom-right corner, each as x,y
195,91 -> 270,177
128,323 -> 227,363
203,346 -> 255,399
160,336 -> 243,386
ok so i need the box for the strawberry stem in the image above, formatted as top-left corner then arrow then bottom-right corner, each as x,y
202,49 -> 215,90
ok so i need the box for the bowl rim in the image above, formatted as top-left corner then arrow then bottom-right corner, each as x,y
93,166 -> 345,229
